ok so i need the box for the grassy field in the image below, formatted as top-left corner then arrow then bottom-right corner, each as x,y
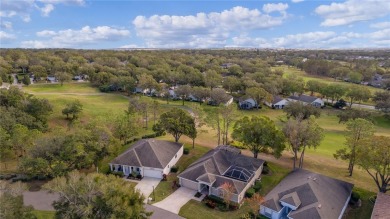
32,210 -> 55,219
24,82 -> 99,93
179,162 -> 289,219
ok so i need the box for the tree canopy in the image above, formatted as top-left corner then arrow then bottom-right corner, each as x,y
44,171 -> 151,219
232,116 -> 285,158
155,108 -> 195,142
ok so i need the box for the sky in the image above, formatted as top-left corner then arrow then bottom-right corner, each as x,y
0,0 -> 389,49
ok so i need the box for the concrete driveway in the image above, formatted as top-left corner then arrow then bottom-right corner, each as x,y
134,177 -> 161,203
152,187 -> 197,214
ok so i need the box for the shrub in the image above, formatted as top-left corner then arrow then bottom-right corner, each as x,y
194,192 -> 202,198
183,148 -> 190,155
142,133 -> 157,139
253,181 -> 262,192
112,171 -> 124,178
170,166 -> 179,173
351,191 -> 361,202
136,174 -> 143,179
262,166 -> 270,175
206,195 -> 225,205
206,200 -> 216,209
245,188 -> 255,198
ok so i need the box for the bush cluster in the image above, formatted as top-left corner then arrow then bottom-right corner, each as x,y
245,188 -> 255,198
170,166 -> 179,173
183,148 -> 190,154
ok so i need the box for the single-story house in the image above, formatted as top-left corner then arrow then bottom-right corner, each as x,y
371,192 -> 390,219
109,139 -> 183,179
265,96 -> 289,109
46,76 -> 56,83
260,169 -> 353,219
168,89 -> 180,100
239,98 -> 258,109
178,146 -> 264,203
287,94 -> 324,108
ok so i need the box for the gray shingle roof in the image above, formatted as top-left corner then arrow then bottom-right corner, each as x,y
280,192 -> 301,208
262,169 -> 353,219
272,96 -> 284,105
288,94 -> 319,103
178,146 -> 264,194
110,139 -> 183,169
289,206 -> 321,219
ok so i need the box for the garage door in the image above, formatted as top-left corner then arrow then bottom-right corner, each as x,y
180,178 -> 198,190
144,169 -> 162,179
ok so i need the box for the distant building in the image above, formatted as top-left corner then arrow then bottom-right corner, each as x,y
265,96 -> 289,109
287,94 -> 324,108
239,98 -> 258,109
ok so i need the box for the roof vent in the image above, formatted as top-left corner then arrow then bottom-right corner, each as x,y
313,177 -> 317,181
318,204 -> 322,209
307,176 -> 311,179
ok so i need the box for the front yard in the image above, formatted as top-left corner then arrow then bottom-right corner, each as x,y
149,144 -> 210,203
179,162 -> 290,219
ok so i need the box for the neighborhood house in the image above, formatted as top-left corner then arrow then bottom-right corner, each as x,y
178,146 -> 264,203
260,169 -> 353,219
109,139 -> 183,179
239,98 -> 258,109
287,94 -> 324,108
265,96 -> 289,109
371,192 -> 390,219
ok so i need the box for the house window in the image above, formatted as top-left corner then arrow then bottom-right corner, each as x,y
131,167 -> 134,170
137,168 -> 140,171
175,154 -> 177,158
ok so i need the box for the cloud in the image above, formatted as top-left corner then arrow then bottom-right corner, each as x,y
0,0 -> 85,22
0,21 -> 12,29
40,4 -> 54,16
291,0 -> 304,3
315,0 -> 390,26
263,3 -> 288,14
0,31 -> 16,44
133,6 -> 288,48
21,26 -> 130,48
120,44 -> 140,49
231,35 -> 268,47
370,22 -> 390,29
369,29 -> 390,40
37,0 -> 84,5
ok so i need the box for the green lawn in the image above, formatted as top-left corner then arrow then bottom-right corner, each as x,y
32,210 -> 55,219
24,83 -> 99,93
150,143 -> 210,203
179,162 -> 290,219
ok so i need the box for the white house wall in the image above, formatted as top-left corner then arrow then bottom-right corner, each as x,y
163,146 -> 183,174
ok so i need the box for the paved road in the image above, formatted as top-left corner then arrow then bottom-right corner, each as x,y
324,99 -> 376,110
